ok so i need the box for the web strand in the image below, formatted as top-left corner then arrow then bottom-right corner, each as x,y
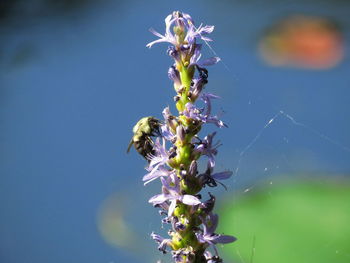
279,110 -> 350,153
194,24 -> 233,74
197,21 -> 350,263
234,110 -> 350,177
235,111 -> 281,176
197,22 -> 350,158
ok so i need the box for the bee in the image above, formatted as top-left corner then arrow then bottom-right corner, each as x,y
127,117 -> 161,160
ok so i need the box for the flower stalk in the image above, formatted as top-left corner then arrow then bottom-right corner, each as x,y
132,11 -> 236,263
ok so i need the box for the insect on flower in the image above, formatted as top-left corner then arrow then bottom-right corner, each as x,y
127,12 -> 236,262
127,117 -> 161,160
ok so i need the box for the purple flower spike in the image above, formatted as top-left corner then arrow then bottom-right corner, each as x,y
137,12 -> 236,262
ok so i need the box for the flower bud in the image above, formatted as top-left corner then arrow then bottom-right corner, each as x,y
176,125 -> 186,144
168,66 -> 181,86
188,160 -> 198,177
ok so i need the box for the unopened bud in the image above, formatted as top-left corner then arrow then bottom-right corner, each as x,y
188,160 -> 198,177
176,125 -> 186,143
168,66 -> 181,85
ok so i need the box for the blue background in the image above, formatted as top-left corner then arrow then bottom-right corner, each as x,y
1,0 -> 349,262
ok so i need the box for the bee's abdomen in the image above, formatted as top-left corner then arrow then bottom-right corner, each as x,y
134,135 -> 155,160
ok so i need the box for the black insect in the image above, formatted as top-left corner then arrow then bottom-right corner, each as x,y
127,117 -> 161,160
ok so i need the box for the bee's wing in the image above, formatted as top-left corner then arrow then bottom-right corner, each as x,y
127,139 -> 134,153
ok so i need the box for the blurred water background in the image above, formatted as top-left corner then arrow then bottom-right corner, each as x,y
1,0 -> 349,262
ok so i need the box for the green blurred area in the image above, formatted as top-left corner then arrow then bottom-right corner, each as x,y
219,178 -> 350,263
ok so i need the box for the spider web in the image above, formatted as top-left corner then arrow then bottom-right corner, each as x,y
201,33 -> 350,185
151,18 -> 350,263
199,32 -> 350,263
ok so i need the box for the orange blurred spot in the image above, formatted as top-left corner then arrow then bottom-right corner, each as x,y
259,15 -> 344,69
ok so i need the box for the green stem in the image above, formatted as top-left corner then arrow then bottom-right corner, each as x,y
176,65 -> 193,112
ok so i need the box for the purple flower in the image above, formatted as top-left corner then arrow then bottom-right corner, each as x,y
168,65 -> 181,86
195,132 -> 221,168
146,11 -> 189,48
199,56 -> 221,66
172,248 -> 195,263
167,46 -> 181,62
147,12 -> 215,48
196,213 -> 236,255
190,76 -> 208,101
149,174 -> 201,216
151,232 -> 172,254
176,125 -> 186,143
147,138 -> 169,175
160,124 -> 175,141
205,115 -> 227,128
185,23 -> 215,45
162,106 -> 172,119
146,14 -> 177,48
188,160 -> 198,177
162,106 -> 178,132
201,93 -> 220,116
201,93 -> 227,128
182,103 -> 204,121
198,163 -> 233,189
171,216 -> 189,232
183,103 -> 227,128
143,167 -> 174,185
189,45 -> 220,68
